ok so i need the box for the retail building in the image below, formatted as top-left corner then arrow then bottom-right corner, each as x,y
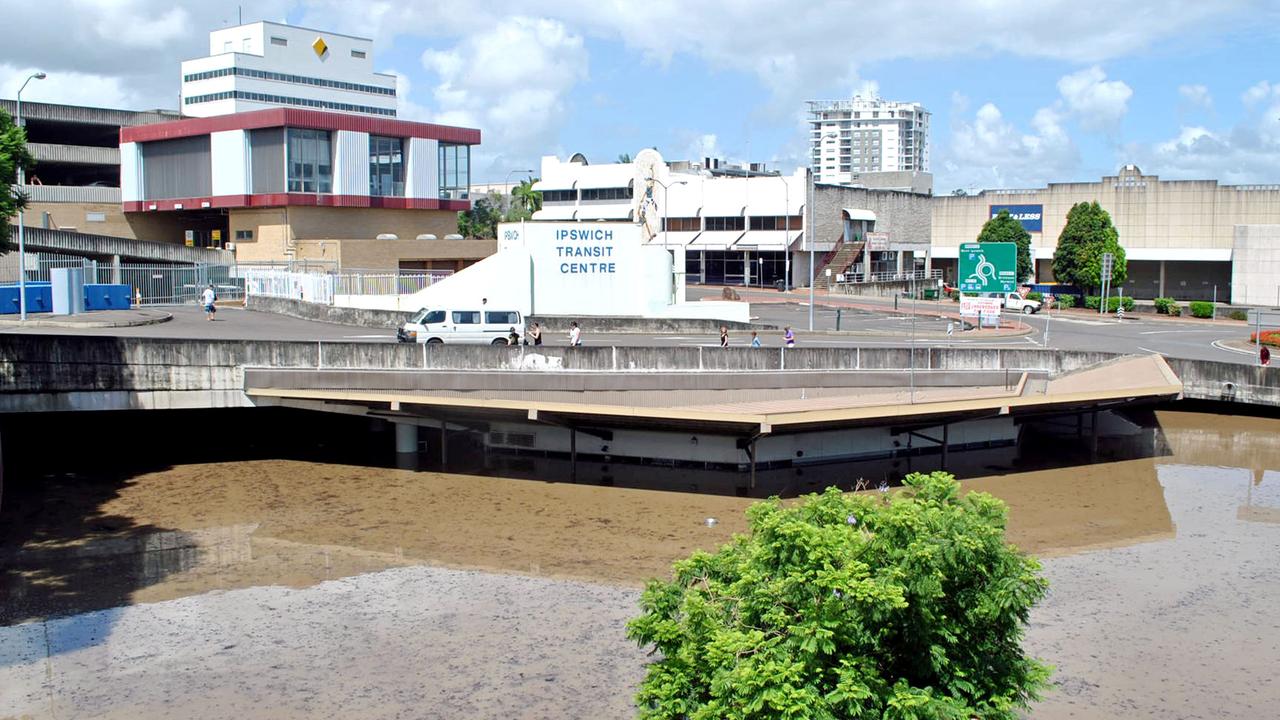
930,165 -> 1280,303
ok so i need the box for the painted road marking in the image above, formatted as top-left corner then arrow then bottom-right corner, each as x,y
1136,346 -> 1163,354
1212,340 -> 1257,356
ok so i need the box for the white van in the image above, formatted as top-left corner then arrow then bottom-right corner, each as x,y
396,308 -> 524,345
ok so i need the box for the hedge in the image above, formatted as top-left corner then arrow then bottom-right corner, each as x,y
1055,294 -> 1076,308
1189,301 -> 1215,318
1084,296 -> 1136,312
1153,297 -> 1177,314
1026,291 -> 1043,302
1229,310 -> 1248,321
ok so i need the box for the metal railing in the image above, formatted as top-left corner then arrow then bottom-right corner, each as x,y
8,252 -> 244,305
837,269 -> 942,284
242,269 -> 335,305
332,270 -> 452,296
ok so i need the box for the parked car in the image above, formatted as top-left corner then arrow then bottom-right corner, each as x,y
397,308 -> 524,344
998,292 -> 1042,314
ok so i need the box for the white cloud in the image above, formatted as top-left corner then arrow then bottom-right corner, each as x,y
417,17 -> 587,177
941,102 -> 1077,191
0,64 -> 139,110
1125,80 -> 1280,183
1178,84 -> 1213,112
1056,66 -> 1133,132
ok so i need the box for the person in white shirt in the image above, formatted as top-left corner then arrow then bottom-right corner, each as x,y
568,322 -> 582,346
201,285 -> 217,321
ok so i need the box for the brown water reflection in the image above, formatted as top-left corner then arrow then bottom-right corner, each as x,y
1,409 -> 1277,719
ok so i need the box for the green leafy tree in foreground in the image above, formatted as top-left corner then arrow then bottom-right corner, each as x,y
628,471 -> 1051,720
0,108 -> 35,253
1052,201 -> 1126,293
976,210 -> 1033,283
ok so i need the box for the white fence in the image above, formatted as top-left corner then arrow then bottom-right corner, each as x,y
332,270 -> 452,296
13,253 -> 243,305
242,269 -> 335,305
244,269 -> 452,305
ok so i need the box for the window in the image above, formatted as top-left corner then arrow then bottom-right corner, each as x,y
270,36 -> 288,46
438,143 -> 470,199
542,189 -> 576,202
368,135 -> 404,197
749,216 -> 802,231
351,49 -> 366,59
181,68 -> 396,96
704,216 -> 745,232
286,128 -> 332,193
452,311 -> 481,324
85,212 -> 106,223
485,311 -> 519,324
580,186 -> 632,201
234,229 -> 254,241
184,90 -> 395,116
662,217 -> 700,232
422,310 -> 446,324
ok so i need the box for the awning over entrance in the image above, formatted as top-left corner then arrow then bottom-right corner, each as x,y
842,208 -> 877,222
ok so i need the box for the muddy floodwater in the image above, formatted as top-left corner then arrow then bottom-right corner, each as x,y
2,409 -> 1279,718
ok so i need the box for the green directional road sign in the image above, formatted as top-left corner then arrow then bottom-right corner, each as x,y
958,242 -> 1017,294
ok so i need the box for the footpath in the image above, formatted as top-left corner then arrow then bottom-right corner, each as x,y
0,309 -> 172,329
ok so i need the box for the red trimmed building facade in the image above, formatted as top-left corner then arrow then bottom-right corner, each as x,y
119,108 -> 493,271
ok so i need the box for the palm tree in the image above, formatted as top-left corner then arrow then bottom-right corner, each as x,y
510,177 -> 542,217
617,153 -> 632,163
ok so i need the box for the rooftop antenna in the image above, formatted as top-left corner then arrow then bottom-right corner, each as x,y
238,6 -> 242,24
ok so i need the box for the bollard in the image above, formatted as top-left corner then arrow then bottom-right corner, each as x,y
836,308 -> 842,331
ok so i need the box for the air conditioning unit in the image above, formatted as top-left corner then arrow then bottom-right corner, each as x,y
225,242 -> 236,250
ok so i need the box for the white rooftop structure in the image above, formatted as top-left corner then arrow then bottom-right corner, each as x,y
180,21 -> 397,118
532,149 -> 806,252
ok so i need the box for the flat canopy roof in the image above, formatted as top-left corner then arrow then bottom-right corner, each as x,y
246,355 -> 1182,437
120,107 -> 480,145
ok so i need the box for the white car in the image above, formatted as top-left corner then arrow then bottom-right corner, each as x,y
999,292 -> 1042,314
397,308 -> 524,345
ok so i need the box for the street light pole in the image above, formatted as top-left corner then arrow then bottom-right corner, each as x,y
15,71 -> 46,322
651,176 -> 687,304
781,174 -> 790,291
504,168 -> 534,214
808,132 -> 837,331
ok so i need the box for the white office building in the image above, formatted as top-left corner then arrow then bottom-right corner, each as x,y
180,22 -> 397,118
808,95 -> 929,186
532,151 -> 806,288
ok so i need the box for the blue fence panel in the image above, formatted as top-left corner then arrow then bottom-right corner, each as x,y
0,283 -> 53,314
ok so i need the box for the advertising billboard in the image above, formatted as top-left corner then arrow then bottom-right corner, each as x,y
958,242 -> 1018,294
989,204 -> 1043,233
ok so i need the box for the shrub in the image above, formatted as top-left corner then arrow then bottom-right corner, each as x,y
1189,301 -> 1215,318
949,289 -> 960,302
1252,330 -> 1280,347
1083,295 -> 1101,310
1106,296 -> 1136,313
628,472 -> 1052,720
1153,297 -> 1177,314
1168,305 -> 1181,316
1229,310 -> 1248,321
1055,294 -> 1076,309
1026,291 -> 1043,302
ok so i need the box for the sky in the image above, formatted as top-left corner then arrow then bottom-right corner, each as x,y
3,0 -> 1280,194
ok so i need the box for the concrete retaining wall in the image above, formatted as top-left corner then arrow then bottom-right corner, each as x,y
246,295 -> 413,329
528,315 -> 766,333
1,334 -> 1275,411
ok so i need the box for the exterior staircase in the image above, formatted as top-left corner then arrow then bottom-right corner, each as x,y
813,239 -> 865,290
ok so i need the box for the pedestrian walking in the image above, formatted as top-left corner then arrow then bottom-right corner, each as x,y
783,326 -> 795,348
750,331 -> 762,348
568,321 -> 582,346
528,322 -> 543,346
507,327 -> 520,346
719,325 -> 729,348
201,284 -> 217,321
1262,345 -> 1271,367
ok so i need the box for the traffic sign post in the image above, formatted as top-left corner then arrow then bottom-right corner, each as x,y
958,242 -> 1017,295
1099,252 -> 1115,316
